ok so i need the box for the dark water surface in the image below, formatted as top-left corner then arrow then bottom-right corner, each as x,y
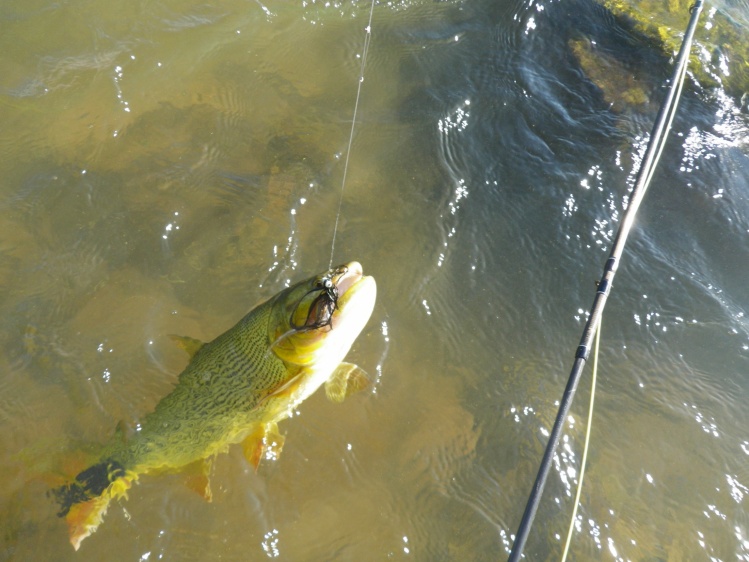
2,0 -> 749,559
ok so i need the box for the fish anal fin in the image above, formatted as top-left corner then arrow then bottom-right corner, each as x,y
66,494 -> 112,551
182,458 -> 213,502
241,423 -> 285,472
242,427 -> 264,472
168,334 -> 206,359
325,362 -> 371,403
262,424 -> 285,464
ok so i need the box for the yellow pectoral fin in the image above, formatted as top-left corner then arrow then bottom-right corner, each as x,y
182,457 -> 214,502
324,363 -> 371,403
168,334 -> 206,358
241,423 -> 286,472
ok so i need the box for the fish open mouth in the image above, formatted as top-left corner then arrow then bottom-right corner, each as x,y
288,262 -> 375,333
289,263 -> 362,331
334,262 -> 363,299
274,260 -> 376,365
331,261 -> 375,331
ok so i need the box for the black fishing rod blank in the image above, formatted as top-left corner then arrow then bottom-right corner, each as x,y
507,1 -> 704,560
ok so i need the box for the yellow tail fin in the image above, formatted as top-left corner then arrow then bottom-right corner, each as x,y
66,494 -> 113,550
50,459 -> 133,550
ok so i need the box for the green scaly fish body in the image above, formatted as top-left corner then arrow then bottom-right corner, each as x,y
105,302 -> 293,472
52,261 -> 376,550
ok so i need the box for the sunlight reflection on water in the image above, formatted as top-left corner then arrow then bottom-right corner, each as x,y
1,0 -> 749,559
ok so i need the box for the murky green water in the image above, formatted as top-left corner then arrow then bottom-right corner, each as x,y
2,0 -> 749,560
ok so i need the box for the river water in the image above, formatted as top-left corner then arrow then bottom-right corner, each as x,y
2,0 -> 749,560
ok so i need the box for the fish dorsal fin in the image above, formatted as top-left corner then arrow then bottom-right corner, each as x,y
324,363 -> 370,403
168,334 -> 206,359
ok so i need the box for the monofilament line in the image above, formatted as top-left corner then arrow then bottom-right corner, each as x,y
329,0 -> 377,269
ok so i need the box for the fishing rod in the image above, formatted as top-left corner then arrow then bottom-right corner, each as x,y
507,1 -> 704,559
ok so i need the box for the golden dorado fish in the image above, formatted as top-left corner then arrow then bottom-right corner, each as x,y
51,262 -> 376,550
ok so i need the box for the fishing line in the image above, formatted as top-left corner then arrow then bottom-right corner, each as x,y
560,319 -> 600,562
507,1 -> 704,560
329,0 -> 377,269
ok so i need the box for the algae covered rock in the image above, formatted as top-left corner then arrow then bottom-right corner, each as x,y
599,0 -> 749,102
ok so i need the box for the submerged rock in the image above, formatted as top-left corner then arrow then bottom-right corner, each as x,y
597,0 -> 749,103
570,37 -> 652,113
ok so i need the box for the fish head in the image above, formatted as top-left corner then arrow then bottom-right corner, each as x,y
268,261 -> 376,367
